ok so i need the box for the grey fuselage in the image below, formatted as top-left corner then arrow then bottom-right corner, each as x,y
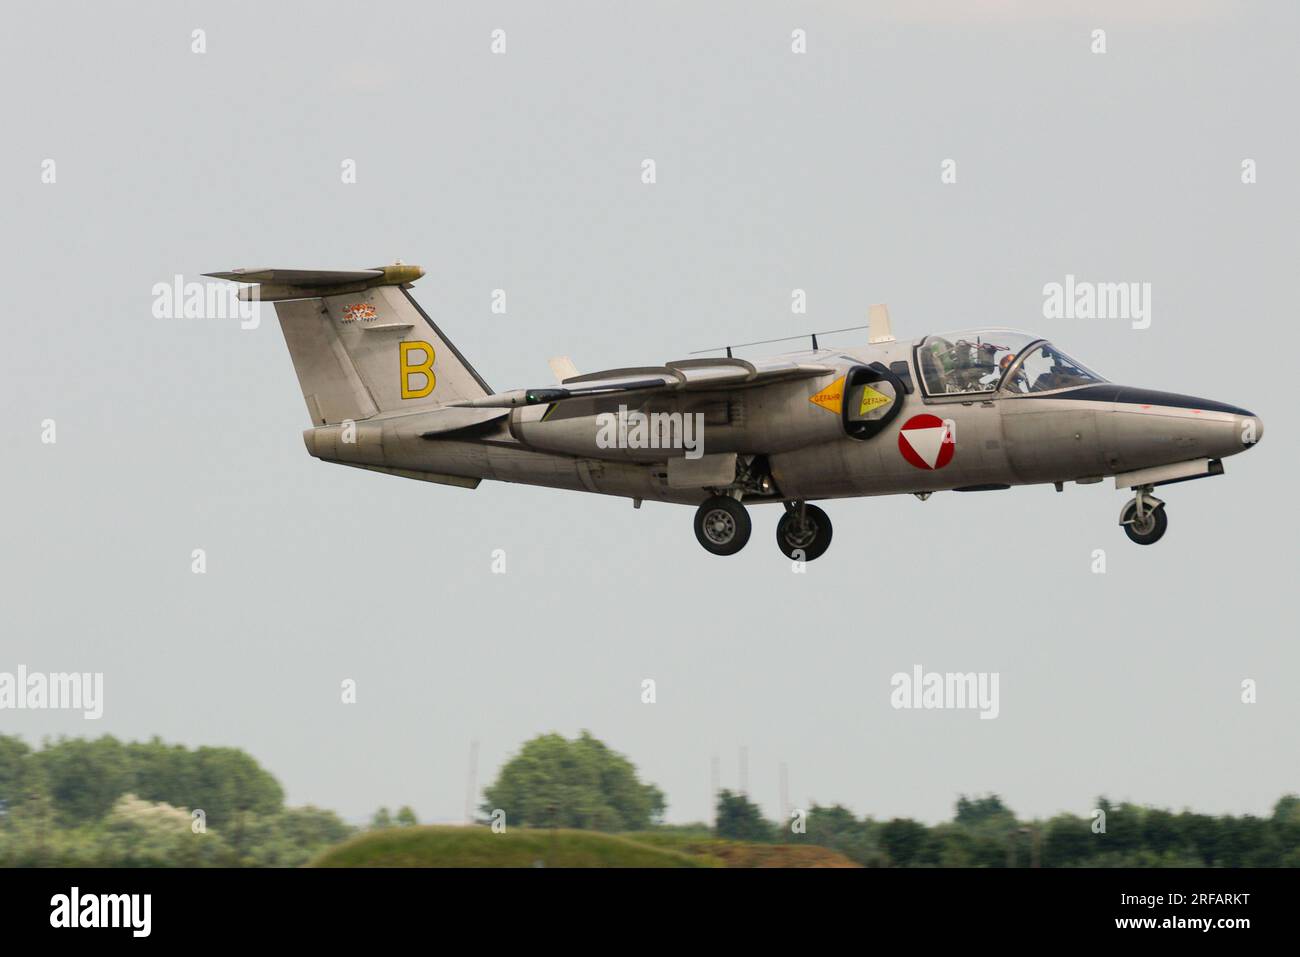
302,336 -> 1263,507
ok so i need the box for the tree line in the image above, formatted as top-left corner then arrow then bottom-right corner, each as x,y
0,734 -> 351,866
715,790 -> 1300,867
5,732 -> 1297,867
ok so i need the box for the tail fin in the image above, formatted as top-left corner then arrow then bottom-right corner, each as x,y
204,264 -> 491,425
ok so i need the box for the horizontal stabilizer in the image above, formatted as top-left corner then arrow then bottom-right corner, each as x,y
204,268 -> 384,285
203,263 -> 427,302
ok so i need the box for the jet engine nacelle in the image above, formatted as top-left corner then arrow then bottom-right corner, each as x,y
508,376 -> 854,462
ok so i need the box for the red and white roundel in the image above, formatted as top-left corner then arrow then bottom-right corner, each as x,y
898,414 -> 955,470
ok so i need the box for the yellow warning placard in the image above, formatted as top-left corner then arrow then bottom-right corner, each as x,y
809,376 -> 845,414
859,384 -> 891,415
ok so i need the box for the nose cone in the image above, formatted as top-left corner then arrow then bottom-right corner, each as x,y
1168,401 -> 1261,461
1233,413 -> 1263,451
1178,402 -> 1261,461
1093,386 -> 1262,469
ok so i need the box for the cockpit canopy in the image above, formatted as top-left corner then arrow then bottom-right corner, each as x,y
916,329 -> 1105,396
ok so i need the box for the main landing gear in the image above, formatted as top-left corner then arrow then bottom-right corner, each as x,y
775,501 -> 833,561
693,496 -> 834,560
693,495 -> 751,556
1119,485 -> 1168,546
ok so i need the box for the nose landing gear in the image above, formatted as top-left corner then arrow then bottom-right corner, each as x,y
1119,486 -> 1167,545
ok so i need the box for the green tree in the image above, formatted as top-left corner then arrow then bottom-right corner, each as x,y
0,736 -> 34,813
1141,808 -> 1181,856
481,731 -> 665,831
952,793 -> 1021,866
880,818 -> 928,867
189,746 -> 284,828
1176,811 -> 1223,866
0,737 -> 349,867
125,737 -> 200,809
395,806 -> 418,827
1095,797 -> 1141,855
97,794 -> 231,867
955,794 -> 1014,828
715,790 -> 774,842
371,807 -> 393,829
1219,814 -> 1271,867
788,803 -> 884,866
33,736 -> 133,826
1042,813 -> 1093,867
241,806 -> 355,866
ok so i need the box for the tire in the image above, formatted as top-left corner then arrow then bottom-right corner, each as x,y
776,504 -> 833,561
694,496 -> 752,556
1121,500 -> 1168,545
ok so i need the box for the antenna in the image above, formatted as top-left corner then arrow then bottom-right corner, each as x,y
464,739 -> 479,825
710,753 -> 720,828
689,324 -> 870,357
868,304 -> 895,343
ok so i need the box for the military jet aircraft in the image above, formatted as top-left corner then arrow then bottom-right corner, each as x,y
206,263 -> 1263,559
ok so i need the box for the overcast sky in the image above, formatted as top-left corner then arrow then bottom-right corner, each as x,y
2,0 -> 1296,826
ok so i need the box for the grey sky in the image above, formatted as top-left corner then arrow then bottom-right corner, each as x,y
2,1 -> 1296,826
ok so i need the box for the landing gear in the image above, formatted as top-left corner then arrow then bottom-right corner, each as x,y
776,502 -> 833,562
694,495 -> 752,556
1119,487 -> 1167,545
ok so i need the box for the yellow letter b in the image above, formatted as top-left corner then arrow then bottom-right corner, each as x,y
400,341 -> 436,398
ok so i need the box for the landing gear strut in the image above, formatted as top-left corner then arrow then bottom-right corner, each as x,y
776,501 -> 833,561
694,495 -> 752,556
1119,486 -> 1167,545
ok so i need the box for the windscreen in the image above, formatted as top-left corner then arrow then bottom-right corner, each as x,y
1001,342 -> 1105,393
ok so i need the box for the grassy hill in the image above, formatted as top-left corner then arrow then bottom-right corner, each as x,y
310,825 -> 860,868
622,830 -> 861,868
310,826 -> 714,868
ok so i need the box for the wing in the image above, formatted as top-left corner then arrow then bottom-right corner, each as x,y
450,356 -> 836,409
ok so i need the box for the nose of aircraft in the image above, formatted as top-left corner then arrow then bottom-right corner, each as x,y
1184,403 -> 1262,460
1097,387 -> 1262,468
1182,401 -> 1262,460
1233,412 -> 1263,450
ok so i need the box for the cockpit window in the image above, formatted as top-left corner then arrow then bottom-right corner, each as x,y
916,330 -> 1038,396
1001,343 -> 1104,394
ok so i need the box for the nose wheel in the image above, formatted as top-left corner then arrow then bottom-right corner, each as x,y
694,495 -> 752,556
776,501 -> 833,561
1119,487 -> 1167,545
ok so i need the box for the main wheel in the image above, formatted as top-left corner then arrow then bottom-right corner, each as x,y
1121,499 -> 1168,545
694,496 -> 752,556
776,504 -> 833,561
